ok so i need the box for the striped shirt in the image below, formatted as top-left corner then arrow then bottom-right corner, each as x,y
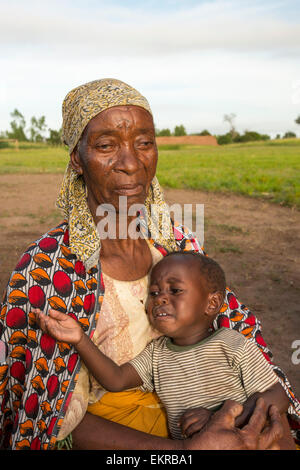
129,328 -> 279,439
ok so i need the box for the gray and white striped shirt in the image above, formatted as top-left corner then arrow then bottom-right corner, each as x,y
129,328 -> 278,439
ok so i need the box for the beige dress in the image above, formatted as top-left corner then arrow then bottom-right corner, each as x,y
57,242 -> 163,440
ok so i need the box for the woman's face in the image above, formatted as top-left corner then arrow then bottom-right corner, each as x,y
70,105 -> 158,216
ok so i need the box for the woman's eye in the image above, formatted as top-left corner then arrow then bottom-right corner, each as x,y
136,139 -> 153,149
97,144 -> 111,150
95,140 -> 115,150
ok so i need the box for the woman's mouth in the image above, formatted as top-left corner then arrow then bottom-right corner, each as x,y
114,184 -> 143,196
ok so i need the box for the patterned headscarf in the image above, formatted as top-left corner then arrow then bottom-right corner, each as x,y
61,78 -> 153,155
57,78 -> 177,269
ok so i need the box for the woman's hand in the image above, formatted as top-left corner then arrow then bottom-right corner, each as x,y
34,308 -> 84,345
72,398 -> 283,450
179,407 -> 212,437
235,382 -> 291,428
183,398 -> 283,450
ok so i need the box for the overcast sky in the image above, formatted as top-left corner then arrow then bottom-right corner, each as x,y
1,0 -> 300,137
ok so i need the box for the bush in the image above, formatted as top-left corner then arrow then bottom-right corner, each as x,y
0,141 -> 9,149
217,133 -> 233,145
157,144 -> 181,150
283,131 -> 297,139
47,129 -> 63,146
193,129 -> 211,136
234,131 -> 270,143
156,128 -> 171,137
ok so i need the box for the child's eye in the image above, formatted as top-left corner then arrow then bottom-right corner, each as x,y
149,290 -> 159,297
171,288 -> 182,295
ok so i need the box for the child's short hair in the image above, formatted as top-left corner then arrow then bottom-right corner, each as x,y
164,251 -> 226,298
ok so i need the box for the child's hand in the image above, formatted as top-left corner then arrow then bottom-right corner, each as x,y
178,407 -> 213,438
34,308 -> 83,345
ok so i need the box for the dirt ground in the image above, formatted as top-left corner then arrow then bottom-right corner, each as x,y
0,174 -> 299,397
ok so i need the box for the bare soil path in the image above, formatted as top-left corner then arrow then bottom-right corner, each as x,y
0,174 -> 299,396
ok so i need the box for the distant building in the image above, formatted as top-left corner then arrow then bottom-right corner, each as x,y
156,135 -> 218,146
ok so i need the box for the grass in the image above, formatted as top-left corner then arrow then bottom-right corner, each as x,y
0,142 -> 69,173
0,139 -> 299,208
156,139 -> 300,209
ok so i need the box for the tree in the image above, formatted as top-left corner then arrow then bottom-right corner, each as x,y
217,133 -> 233,145
198,129 -> 211,136
223,113 -> 237,139
7,109 -> 28,141
47,128 -> 62,146
283,131 -> 296,139
234,131 -> 270,143
29,115 -> 47,142
157,128 -> 171,137
174,125 -> 186,136
295,115 -> 300,125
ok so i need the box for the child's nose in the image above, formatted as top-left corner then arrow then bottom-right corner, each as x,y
155,293 -> 168,305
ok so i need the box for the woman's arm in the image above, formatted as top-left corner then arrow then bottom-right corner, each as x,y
235,382 -> 290,427
179,391 -> 295,449
71,398 -> 283,450
235,383 -> 296,450
35,308 -> 142,392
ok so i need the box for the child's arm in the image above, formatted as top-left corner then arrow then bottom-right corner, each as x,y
34,308 -> 143,392
73,333 -> 143,392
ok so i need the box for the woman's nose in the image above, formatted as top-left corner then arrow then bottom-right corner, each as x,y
116,144 -> 140,174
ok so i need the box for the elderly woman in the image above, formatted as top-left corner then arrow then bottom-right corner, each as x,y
0,79 -> 299,450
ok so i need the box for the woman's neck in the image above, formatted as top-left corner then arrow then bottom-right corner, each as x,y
100,237 -> 153,281
88,196 -> 154,281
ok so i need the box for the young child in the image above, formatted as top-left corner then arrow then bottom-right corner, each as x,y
35,252 -> 286,440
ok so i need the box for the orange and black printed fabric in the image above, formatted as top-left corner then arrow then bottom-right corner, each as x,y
0,220 -> 102,449
0,220 -> 299,449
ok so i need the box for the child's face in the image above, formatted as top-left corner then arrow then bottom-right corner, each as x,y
146,256 -> 215,346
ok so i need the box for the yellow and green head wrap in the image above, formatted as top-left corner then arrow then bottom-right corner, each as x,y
61,78 -> 153,155
56,78 -> 177,269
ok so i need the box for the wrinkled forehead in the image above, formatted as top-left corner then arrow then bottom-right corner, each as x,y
62,78 -> 152,154
82,105 -> 154,138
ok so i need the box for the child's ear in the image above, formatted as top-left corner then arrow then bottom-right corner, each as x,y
205,292 -> 224,317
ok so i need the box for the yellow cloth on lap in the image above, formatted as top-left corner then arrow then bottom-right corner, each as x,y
87,390 -> 169,438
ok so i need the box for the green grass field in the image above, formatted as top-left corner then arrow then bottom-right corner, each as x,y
0,139 -> 299,208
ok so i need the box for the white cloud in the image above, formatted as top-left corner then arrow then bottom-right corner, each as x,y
1,0 -> 300,136
1,0 -> 300,57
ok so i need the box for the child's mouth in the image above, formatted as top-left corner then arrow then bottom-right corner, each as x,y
153,307 -> 173,319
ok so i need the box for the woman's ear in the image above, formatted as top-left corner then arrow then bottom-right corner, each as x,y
205,292 -> 224,317
70,148 -> 84,175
